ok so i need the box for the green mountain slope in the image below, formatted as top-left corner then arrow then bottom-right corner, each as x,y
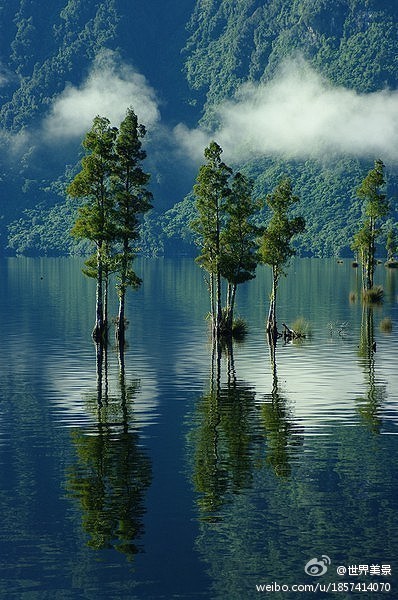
0,0 -> 197,253
179,0 -> 398,256
1,0 -> 398,257
185,0 -> 398,113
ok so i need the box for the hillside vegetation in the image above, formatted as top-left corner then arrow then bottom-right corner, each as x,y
180,0 -> 398,256
1,0 -> 398,257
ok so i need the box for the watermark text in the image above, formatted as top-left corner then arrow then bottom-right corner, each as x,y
256,581 -> 392,593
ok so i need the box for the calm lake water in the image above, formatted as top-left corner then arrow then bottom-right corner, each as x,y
0,257 -> 397,599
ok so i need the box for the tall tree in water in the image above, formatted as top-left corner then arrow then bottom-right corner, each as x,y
220,172 -> 261,334
113,108 -> 152,348
69,116 -> 118,342
259,178 -> 305,344
191,141 -> 232,338
352,159 -> 389,294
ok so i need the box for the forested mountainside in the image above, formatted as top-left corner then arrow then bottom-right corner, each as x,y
185,0 -> 398,115
0,0 -> 196,253
1,0 -> 398,257
179,0 -> 398,257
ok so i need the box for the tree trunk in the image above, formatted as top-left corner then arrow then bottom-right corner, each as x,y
269,335 -> 277,390
92,246 -> 105,342
210,337 -> 222,397
226,338 -> 236,384
369,218 -> 375,289
230,283 -> 237,324
95,340 -> 104,407
116,288 -> 126,350
103,341 -> 109,404
364,217 -> 375,291
118,332 -> 126,378
267,297 -> 275,338
225,282 -> 237,334
216,269 -> 222,338
116,241 -> 129,349
103,270 -> 109,342
209,273 -> 215,333
360,249 -> 366,293
267,268 -> 278,345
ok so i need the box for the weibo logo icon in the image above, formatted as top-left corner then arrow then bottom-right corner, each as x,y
304,555 -> 331,577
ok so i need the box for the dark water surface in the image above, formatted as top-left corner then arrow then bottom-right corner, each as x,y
0,257 -> 397,599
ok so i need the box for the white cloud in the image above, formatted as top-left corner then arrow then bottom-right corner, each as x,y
43,50 -> 160,140
174,58 -> 398,164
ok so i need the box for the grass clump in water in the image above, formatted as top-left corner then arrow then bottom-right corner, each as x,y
363,285 -> 384,304
380,317 -> 393,332
349,291 -> 357,303
291,316 -> 311,337
232,317 -> 248,339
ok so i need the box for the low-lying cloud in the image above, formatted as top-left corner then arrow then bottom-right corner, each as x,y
43,50 -> 160,140
174,58 -> 398,164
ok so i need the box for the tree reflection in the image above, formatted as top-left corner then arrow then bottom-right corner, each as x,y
66,342 -> 152,558
384,265 -> 397,300
355,305 -> 387,433
189,339 -> 257,520
260,342 -> 303,478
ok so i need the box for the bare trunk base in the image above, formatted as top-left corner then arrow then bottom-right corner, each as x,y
115,320 -> 126,352
115,292 -> 127,350
92,322 -> 107,344
266,297 -> 278,346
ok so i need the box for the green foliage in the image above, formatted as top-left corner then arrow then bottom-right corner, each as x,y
191,141 -> 232,335
161,195 -> 198,246
191,141 -> 232,274
352,219 -> 371,251
66,373 -> 152,557
68,108 -> 152,341
380,316 -> 392,332
357,159 -> 389,220
352,159 -> 389,291
234,155 -> 371,258
220,172 -> 261,287
291,316 -> 312,337
188,352 -> 258,517
259,177 -> 305,340
112,108 -> 152,300
191,142 -> 261,337
2,0 -> 398,259
1,0 -> 119,131
182,0 -> 398,259
69,116 -> 118,246
259,178 -> 305,278
68,114 -> 120,338
363,284 -> 384,304
185,0 -> 398,114
231,317 -> 248,339
7,198 -> 89,255
151,154 -> 394,260
385,223 -> 398,261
